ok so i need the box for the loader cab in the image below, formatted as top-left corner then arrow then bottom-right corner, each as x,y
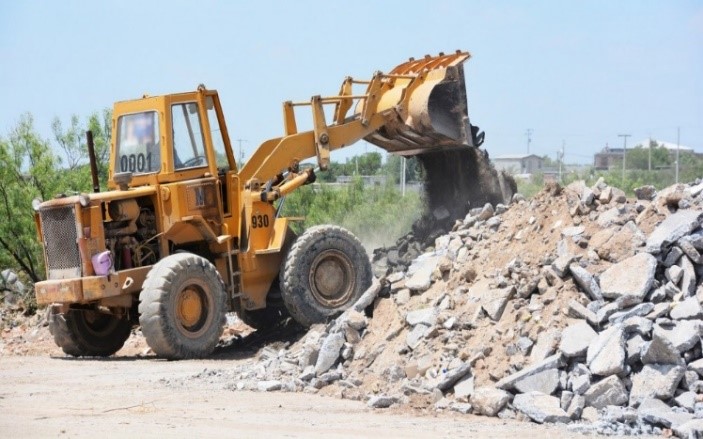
108,88 -> 240,239
109,88 -> 237,189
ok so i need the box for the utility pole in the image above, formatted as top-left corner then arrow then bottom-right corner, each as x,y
676,127 -> 681,183
235,139 -> 248,166
558,140 -> 565,183
525,129 -> 533,155
648,135 -> 652,172
618,134 -> 631,184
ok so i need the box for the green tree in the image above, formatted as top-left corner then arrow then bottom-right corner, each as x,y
0,110 -> 112,284
0,114 -> 59,282
625,141 -> 672,170
52,110 -> 112,190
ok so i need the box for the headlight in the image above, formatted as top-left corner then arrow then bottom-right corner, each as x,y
79,193 -> 91,207
32,198 -> 43,211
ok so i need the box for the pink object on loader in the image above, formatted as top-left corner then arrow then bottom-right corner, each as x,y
91,251 -> 113,276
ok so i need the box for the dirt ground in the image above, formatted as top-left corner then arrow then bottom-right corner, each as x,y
0,337 -> 592,439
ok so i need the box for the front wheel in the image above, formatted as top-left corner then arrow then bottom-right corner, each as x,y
138,253 -> 226,359
49,308 -> 132,357
280,225 -> 372,327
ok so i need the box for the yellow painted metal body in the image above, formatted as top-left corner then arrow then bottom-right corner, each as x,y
34,51 -> 475,313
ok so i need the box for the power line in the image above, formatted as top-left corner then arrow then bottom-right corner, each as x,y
525,129 -> 533,154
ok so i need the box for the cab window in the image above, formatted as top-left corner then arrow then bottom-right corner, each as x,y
115,111 -> 160,175
171,103 -> 208,170
206,96 -> 231,171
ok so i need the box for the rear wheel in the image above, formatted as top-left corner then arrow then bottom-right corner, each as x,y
280,225 -> 372,327
138,253 -> 226,359
49,308 -> 132,357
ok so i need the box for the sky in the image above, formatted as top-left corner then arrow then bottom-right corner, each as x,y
0,1 -> 701,165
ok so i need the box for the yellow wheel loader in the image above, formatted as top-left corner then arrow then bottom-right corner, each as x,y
33,51 -> 485,359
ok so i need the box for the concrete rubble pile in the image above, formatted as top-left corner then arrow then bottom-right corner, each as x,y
187,178 -> 703,438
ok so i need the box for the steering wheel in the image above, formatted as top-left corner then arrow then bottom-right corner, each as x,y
181,155 -> 207,168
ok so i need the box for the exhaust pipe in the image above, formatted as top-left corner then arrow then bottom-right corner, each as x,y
86,130 -> 100,193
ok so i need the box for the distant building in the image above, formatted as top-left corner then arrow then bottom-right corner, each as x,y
335,174 -> 387,186
492,154 -> 544,175
593,147 -> 625,170
594,140 -> 696,170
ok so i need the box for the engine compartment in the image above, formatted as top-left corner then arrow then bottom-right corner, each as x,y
103,197 -> 160,271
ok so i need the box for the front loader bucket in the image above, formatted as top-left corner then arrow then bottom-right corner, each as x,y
364,51 -> 482,156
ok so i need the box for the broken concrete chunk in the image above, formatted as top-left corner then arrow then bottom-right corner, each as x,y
470,387 -> 511,416
674,391 -> 696,412
559,321 -> 597,358
688,358 -> 703,377
645,209 -> 703,254
597,207 -> 623,228
626,334 -> 646,365
561,226 -> 585,237
513,368 -> 560,395
586,325 -> 625,376
666,265 -> 684,284
599,253 -> 657,303
629,364 -> 686,407
653,320 -> 703,353
680,255 -> 697,296
405,323 -> 429,350
257,380 -> 282,392
608,302 -> 655,324
568,264 -> 603,301
583,374 -> 628,409
640,329 -> 683,365
664,246 -> 684,267
638,397 -> 694,428
496,353 -> 564,390
477,203 -> 495,221
453,375 -> 475,399
567,300 -> 598,325
367,395 -> 398,408
673,419 -> 703,439
314,332 -> 345,375
622,316 -> 653,336
678,238 -> 703,264
529,329 -> 561,363
670,296 -> 703,320
405,255 -> 440,291
481,286 -> 515,321
570,373 -> 591,396
512,392 -> 571,424
405,307 -> 437,327
552,255 -> 574,278
436,362 -> 472,392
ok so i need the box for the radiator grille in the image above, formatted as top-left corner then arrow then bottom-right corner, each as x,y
40,206 -> 81,279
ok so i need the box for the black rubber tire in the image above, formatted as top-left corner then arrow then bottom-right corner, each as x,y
48,308 -> 132,357
280,225 -> 372,327
138,253 -> 226,359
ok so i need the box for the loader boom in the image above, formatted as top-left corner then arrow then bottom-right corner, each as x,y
240,50 -> 479,186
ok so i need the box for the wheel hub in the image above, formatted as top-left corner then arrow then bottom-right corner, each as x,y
177,287 -> 203,328
309,250 -> 355,308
